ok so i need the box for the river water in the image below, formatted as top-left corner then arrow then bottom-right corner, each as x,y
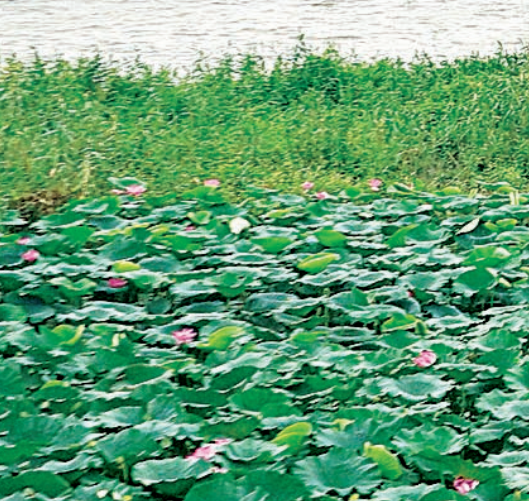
1,0 -> 529,68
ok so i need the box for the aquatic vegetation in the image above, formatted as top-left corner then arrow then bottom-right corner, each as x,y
4,47 -> 529,215
2,177 -> 529,500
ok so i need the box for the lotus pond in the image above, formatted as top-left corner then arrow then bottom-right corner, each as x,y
2,177 -> 529,500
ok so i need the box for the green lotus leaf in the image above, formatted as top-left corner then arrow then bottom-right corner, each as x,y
213,271 -> 254,298
37,452 -> 103,474
370,484 -> 432,501
0,247 -> 22,266
363,443 -> 404,480
314,229 -> 347,247
328,288 -> 369,310
386,224 -> 419,248
112,260 -> 141,272
316,419 -> 387,452
72,196 -> 121,215
455,266 -> 496,292
463,245 -> 512,268
489,399 -> 529,421
123,364 -> 168,385
505,363 -> 529,391
204,416 -> 261,440
0,443 -> 41,466
209,366 -> 258,391
245,293 -> 298,312
271,421 -> 312,454
252,236 -> 293,253
140,255 -> 182,272
182,186 -> 225,205
0,362 -> 25,397
33,380 -> 80,401
127,270 -> 168,289
266,207 -> 306,221
0,472 -> 71,497
0,304 -> 27,322
49,276 -> 97,298
457,217 -> 481,235
297,253 -> 339,274
0,271 -> 30,291
470,421 -> 514,444
101,238 -> 148,260
170,280 -> 216,299
298,269 -> 350,287
187,210 -> 212,225
183,476 -> 244,501
224,439 -> 282,462
61,225 -> 94,246
398,271 -> 450,291
59,301 -> 146,322
242,470 -> 309,501
502,468 -> 529,493
381,374 -> 453,402
97,427 -> 160,464
294,448 -> 382,496
229,388 -> 291,414
393,423 -> 467,456
160,235 -> 203,253
38,324 -> 84,347
381,312 -> 420,332
198,325 -> 245,350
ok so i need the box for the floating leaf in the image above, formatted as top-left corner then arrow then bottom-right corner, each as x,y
199,326 -> 245,350
271,422 -> 312,454
314,229 -> 347,247
297,253 -> 339,274
363,442 -> 403,480
294,448 -> 382,496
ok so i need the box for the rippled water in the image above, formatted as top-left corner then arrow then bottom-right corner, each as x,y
1,0 -> 529,67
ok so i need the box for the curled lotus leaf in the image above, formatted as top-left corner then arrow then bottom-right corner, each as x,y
297,253 -> 339,274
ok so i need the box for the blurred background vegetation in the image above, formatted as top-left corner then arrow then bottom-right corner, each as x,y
2,44 -> 529,213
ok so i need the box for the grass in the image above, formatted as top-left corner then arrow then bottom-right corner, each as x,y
2,44 -> 529,214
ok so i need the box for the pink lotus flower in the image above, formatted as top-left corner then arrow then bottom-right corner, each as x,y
204,179 -> 220,187
125,184 -> 147,196
185,438 -> 231,462
213,438 -> 233,446
316,191 -> 330,200
107,278 -> 128,288
16,236 -> 31,245
302,181 -> 314,191
185,225 -> 196,232
112,185 -> 146,196
172,328 -> 197,345
186,444 -> 217,462
21,249 -> 40,262
369,178 -> 383,191
413,350 -> 437,368
407,290 -> 415,298
453,477 -> 479,494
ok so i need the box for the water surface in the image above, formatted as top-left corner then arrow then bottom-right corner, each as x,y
1,0 -> 529,67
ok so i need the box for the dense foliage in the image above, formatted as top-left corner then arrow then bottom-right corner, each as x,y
2,177 -> 529,500
3,46 -> 529,212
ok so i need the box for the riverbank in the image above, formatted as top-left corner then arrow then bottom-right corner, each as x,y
2,47 -> 529,215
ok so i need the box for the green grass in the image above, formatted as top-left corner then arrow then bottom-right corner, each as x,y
2,44 -> 529,213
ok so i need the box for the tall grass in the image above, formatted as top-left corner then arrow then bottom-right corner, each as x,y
2,45 -> 529,212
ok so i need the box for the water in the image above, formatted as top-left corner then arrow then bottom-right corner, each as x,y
1,0 -> 529,68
